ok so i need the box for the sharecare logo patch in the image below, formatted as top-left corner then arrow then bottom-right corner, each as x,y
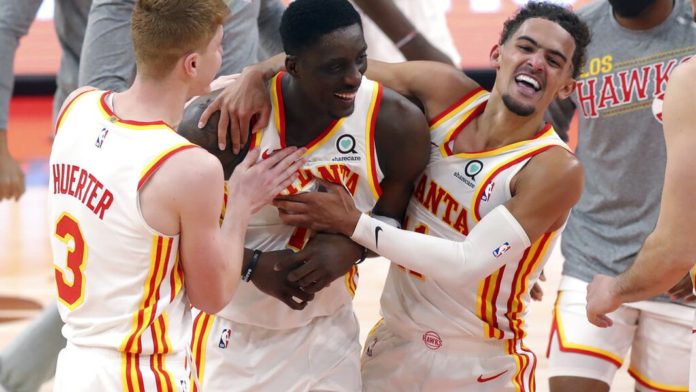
492,242 -> 511,258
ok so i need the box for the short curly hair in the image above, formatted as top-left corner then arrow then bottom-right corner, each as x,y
499,2 -> 591,78
280,0 -> 362,55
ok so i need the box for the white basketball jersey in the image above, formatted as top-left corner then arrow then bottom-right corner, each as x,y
49,90 -> 195,362
381,88 -> 570,340
216,72 -> 384,328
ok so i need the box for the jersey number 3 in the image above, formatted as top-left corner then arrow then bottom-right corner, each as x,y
54,213 -> 87,309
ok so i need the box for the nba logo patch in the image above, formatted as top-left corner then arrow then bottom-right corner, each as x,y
492,242 -> 511,258
218,328 -> 231,349
481,182 -> 495,202
95,127 -> 109,148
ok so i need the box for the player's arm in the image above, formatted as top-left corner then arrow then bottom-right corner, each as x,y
364,60 -> 479,122
586,62 -> 696,327
351,0 -> 452,64
178,104 -> 319,309
154,147 -> 304,314
275,147 -> 583,286
370,87 -> 431,222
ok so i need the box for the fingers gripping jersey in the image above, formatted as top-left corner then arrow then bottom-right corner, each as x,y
216,72 -> 385,328
50,90 -> 195,360
381,88 -> 571,341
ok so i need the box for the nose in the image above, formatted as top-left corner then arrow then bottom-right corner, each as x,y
343,64 -> 362,88
527,52 -> 545,72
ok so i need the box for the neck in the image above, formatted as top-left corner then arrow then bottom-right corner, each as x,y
472,92 -> 547,150
112,75 -> 190,127
613,0 -> 674,30
282,76 -> 335,145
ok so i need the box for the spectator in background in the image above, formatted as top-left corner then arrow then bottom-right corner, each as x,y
544,1 -> 696,391
0,0 -> 90,202
352,0 -> 461,65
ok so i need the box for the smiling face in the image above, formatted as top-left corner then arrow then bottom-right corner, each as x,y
491,18 -> 577,117
286,23 -> 367,119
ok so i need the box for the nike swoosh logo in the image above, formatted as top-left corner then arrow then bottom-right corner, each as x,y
477,370 -> 508,383
375,226 -> 383,248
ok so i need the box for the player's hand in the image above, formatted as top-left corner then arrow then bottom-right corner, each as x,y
273,179 -> 362,236
668,273 -> 696,303
0,143 -> 25,201
250,249 -> 315,310
274,233 -> 363,294
586,274 -> 621,328
197,68 -> 272,154
530,270 -> 546,301
208,73 -> 240,92
227,147 -> 306,214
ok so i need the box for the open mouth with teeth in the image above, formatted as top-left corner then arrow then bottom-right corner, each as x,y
515,74 -> 542,96
334,91 -> 357,102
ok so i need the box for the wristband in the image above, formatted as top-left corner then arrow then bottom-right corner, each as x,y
242,249 -> 262,282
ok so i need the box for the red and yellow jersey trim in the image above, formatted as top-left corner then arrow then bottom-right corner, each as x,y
546,292 -> 623,367
505,339 -> 536,392
440,100 -> 487,157
365,82 -> 384,199
190,312 -> 215,392
149,313 -> 175,391
271,72 -> 345,154
137,144 -> 197,190
505,232 -> 554,339
121,352 -> 145,392
120,235 -> 175,354
449,122 -> 555,160
428,87 -> 486,128
471,143 -> 557,222
628,367 -> 688,392
477,265 -> 506,339
99,92 -> 173,131
344,265 -> 359,297
55,88 -> 97,134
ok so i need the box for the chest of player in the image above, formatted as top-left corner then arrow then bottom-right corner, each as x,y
408,152 -> 518,237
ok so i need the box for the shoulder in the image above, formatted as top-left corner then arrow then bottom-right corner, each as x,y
374,86 -> 429,144
58,86 -> 98,113
155,147 -> 223,191
372,86 -> 430,176
519,146 -> 584,203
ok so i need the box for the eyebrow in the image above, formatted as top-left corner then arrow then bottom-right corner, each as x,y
517,36 -> 568,63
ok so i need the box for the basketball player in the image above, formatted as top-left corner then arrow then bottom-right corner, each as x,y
48,1 -> 304,390
176,0 -> 430,389
543,1 -> 696,390
586,58 -> 696,391
265,3 -> 589,390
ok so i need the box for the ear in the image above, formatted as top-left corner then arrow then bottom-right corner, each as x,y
183,52 -> 200,78
285,55 -> 299,78
489,44 -> 502,70
556,77 -> 576,101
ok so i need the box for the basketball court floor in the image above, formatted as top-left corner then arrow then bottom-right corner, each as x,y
0,96 -> 636,391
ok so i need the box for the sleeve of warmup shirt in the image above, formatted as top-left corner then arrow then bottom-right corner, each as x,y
0,0 -> 43,130
351,205 -> 531,286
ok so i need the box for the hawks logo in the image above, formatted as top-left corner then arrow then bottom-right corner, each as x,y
422,331 -> 442,350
